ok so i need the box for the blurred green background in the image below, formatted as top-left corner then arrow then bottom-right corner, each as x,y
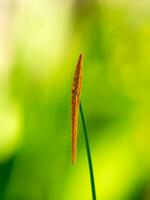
0,0 -> 150,199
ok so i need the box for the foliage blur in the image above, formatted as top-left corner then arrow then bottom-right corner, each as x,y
0,0 -> 150,199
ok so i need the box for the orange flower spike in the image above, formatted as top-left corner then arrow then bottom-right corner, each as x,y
72,54 -> 83,164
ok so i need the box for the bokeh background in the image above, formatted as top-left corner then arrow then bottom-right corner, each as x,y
0,0 -> 150,199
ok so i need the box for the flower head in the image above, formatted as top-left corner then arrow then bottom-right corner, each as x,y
71,54 -> 83,164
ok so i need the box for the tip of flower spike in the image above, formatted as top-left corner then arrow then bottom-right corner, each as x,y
79,53 -> 83,58
78,53 -> 83,63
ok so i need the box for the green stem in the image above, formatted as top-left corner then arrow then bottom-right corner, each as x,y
79,103 -> 97,200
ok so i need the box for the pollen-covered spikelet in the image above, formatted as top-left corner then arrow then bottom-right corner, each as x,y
71,54 -> 83,164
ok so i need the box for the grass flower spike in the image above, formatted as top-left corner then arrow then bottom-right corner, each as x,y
71,54 -> 83,164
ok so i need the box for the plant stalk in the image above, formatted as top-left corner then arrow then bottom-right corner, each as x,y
79,103 -> 97,200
